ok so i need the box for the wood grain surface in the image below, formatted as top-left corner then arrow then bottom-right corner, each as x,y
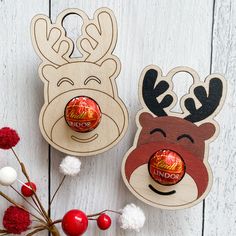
0,0 -> 49,234
0,0 -> 235,235
31,8 -> 129,157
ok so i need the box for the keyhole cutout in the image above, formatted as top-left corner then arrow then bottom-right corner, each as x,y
171,72 -> 194,114
62,14 -> 83,58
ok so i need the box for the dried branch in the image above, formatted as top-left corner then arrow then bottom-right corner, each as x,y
50,175 -> 66,206
10,148 -> 50,222
0,191 -> 44,223
26,227 -> 46,236
10,186 -> 42,217
87,209 -> 121,217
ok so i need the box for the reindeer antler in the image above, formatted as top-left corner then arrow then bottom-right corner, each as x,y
140,66 -> 225,121
184,77 -> 224,123
31,16 -> 73,67
142,68 -> 175,116
79,9 -> 117,64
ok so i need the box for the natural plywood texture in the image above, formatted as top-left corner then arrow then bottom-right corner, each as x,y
1,0 -> 235,236
31,8 -> 128,156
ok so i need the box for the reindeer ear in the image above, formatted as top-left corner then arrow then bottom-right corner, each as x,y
100,59 -> 118,77
198,122 -> 216,140
139,112 -> 155,127
42,65 -> 58,82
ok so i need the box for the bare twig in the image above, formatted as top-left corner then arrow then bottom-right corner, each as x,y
26,227 -> 46,236
10,186 -> 43,217
87,209 -> 121,217
30,196 -> 47,221
52,217 -> 103,225
0,191 -> 45,223
50,175 -> 66,206
10,148 -> 50,222
51,219 -> 62,225
0,229 -> 8,236
10,147 -> 21,164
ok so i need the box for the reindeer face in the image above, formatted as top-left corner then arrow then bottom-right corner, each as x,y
138,114 -> 215,159
122,66 -> 226,209
42,60 -> 116,101
40,60 -> 126,154
124,113 -> 215,207
31,8 -> 128,156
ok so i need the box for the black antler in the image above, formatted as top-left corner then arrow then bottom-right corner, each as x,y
142,69 -> 174,116
184,78 -> 223,123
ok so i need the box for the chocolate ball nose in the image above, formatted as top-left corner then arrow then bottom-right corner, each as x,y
148,149 -> 186,186
64,96 -> 101,133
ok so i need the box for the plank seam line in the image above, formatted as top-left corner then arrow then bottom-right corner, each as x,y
202,0 -> 216,235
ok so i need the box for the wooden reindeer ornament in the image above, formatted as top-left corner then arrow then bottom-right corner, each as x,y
31,8 -> 128,156
121,65 -> 226,210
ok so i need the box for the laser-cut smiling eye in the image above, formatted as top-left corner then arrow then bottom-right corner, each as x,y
84,76 -> 101,85
57,77 -> 74,87
177,134 -> 194,143
150,128 -> 166,137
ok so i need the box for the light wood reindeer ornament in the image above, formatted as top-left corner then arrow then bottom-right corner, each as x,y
122,65 -> 226,210
31,8 -> 128,156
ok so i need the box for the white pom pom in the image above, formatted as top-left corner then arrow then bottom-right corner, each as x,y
59,156 -> 81,176
0,166 -> 17,186
119,203 -> 146,232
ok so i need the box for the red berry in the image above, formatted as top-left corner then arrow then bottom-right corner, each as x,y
3,206 -> 31,234
0,127 -> 20,149
21,182 -> 37,197
62,210 -> 88,236
97,214 -> 111,230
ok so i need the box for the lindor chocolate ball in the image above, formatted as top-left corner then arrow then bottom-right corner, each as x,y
65,96 -> 101,133
148,149 -> 185,185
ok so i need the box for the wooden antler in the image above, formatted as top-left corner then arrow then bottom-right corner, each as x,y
142,69 -> 174,116
31,16 -> 73,67
79,10 -> 117,64
184,78 -> 224,122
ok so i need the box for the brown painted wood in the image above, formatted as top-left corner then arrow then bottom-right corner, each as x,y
121,65 -> 226,210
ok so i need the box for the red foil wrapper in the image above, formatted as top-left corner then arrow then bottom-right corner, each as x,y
148,149 -> 185,185
65,96 -> 101,133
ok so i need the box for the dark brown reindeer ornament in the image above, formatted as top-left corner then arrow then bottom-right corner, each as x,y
121,65 -> 226,209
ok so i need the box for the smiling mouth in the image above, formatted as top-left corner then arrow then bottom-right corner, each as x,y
71,134 -> 98,143
149,184 -> 176,196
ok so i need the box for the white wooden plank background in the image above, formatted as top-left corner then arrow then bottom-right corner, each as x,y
0,0 -> 49,232
0,0 -> 235,235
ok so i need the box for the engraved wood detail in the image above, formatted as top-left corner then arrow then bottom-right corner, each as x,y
31,8 -> 128,156
121,65 -> 226,210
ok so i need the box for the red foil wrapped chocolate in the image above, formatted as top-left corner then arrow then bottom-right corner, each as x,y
148,149 -> 185,185
65,96 -> 101,133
